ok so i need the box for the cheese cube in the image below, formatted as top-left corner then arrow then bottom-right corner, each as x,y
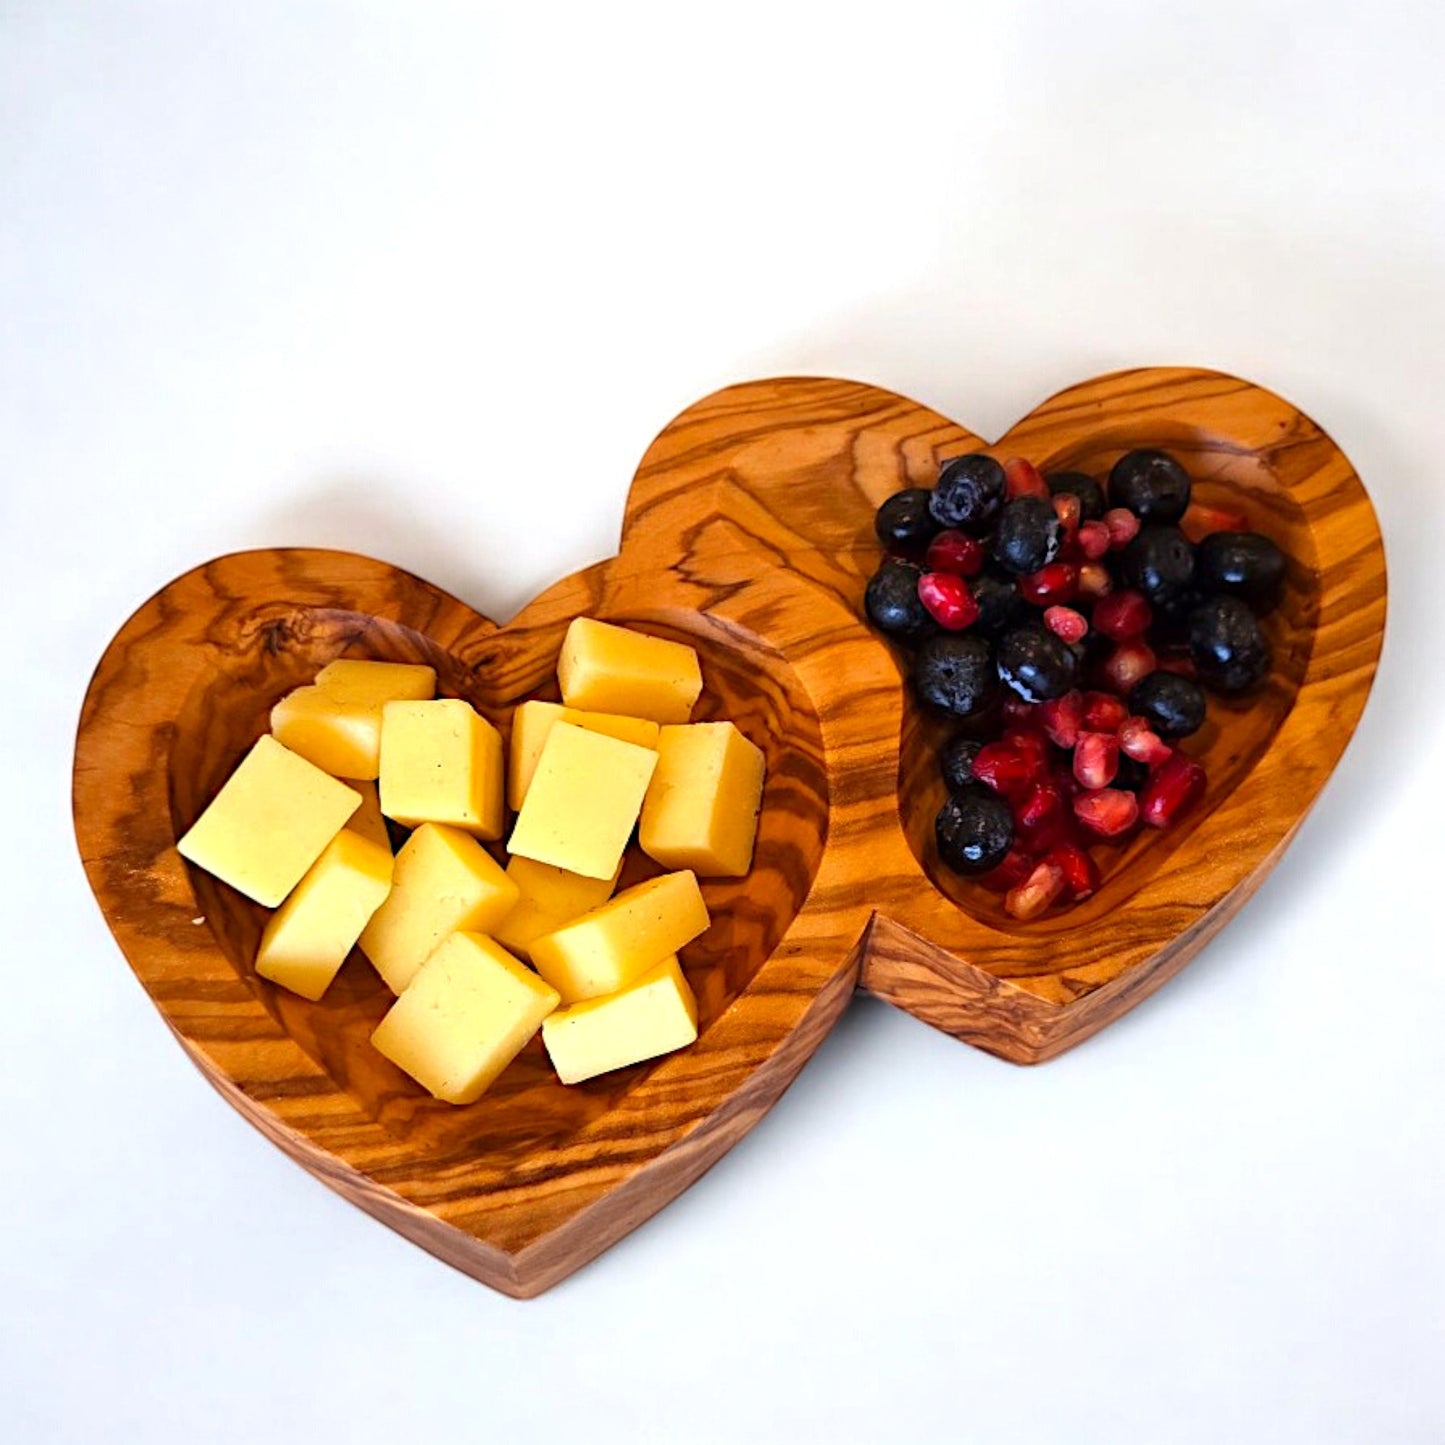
542,957 -> 699,1084
378,698 -> 504,840
639,721 -> 766,876
556,617 -> 702,724
371,932 -> 559,1104
340,778 -> 392,853
507,700 -> 660,810
358,822 -> 518,993
530,870 -> 709,1004
176,735 -> 361,907
271,660 -> 435,779
254,829 -> 394,1001
507,722 -> 657,880
493,855 -> 622,960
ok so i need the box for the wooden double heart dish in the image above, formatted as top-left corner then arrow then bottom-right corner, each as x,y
73,368 -> 1385,1297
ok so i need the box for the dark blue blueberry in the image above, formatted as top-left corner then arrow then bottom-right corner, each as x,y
930,454 -> 1007,535
992,496 -> 1064,576
912,633 -> 997,716
1109,449 -> 1192,523
1188,596 -> 1272,693
1195,531 -> 1287,614
935,786 -> 1014,873
996,625 -> 1078,703
874,488 -> 937,555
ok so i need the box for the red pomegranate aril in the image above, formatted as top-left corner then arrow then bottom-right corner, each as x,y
1118,715 -> 1172,766
1092,588 -> 1153,640
1016,779 -> 1065,833
1104,507 -> 1142,548
1001,695 -> 1040,730
972,739 -> 1038,800
917,572 -> 980,630
1018,562 -> 1081,606
1077,562 -> 1114,599
1039,689 -> 1084,749
1156,650 -> 1198,680
1179,500 -> 1249,544
1004,728 -> 1051,782
1073,787 -> 1140,838
1005,859 -> 1067,919
1003,456 -> 1049,499
1043,605 -> 1088,644
1073,730 -> 1120,790
1081,690 -> 1129,732
1100,638 -> 1158,695
924,528 -> 985,577
1047,841 -> 1100,901
1051,492 -> 1082,544
1077,520 -> 1111,560
979,844 -> 1035,893
1140,750 -> 1208,828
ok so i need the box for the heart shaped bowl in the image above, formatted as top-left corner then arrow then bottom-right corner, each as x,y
74,366 -> 1385,1294
622,368 -> 1385,1060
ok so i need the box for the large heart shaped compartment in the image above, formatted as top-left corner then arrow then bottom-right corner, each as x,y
620,368 -> 1386,1062
74,548 -> 893,1296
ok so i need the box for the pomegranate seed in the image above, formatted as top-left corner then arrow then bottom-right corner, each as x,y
1077,562 -> 1114,599
1001,695 -> 1040,729
917,572 -> 980,630
1044,605 -> 1088,644
1077,520 -> 1111,560
1073,787 -> 1140,838
972,739 -> 1038,800
1004,728 -> 1051,782
1081,691 -> 1129,732
1005,859 -> 1067,919
1073,730 -> 1120,790
1047,841 -> 1100,901
1039,689 -> 1084,749
979,844 -> 1035,893
1051,492 -> 1082,543
1155,650 -> 1198,680
924,529 -> 985,577
1092,588 -> 1153,640
1100,638 -> 1158,695
1016,779 -> 1065,833
1140,750 -> 1208,828
1104,507 -> 1141,548
1118,715 -> 1172,765
1017,562 -> 1081,606
1003,456 -> 1049,499
1179,500 -> 1249,544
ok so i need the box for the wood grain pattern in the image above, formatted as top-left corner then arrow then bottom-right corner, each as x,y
73,367 -> 1384,1295
620,369 -> 1386,1061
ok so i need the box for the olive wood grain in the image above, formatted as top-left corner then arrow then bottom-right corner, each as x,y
619,369 -> 1385,1061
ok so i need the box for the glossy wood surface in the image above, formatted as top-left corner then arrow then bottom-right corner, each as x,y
73,368 -> 1384,1293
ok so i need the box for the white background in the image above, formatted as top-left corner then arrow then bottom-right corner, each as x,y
4,3 -> 1443,1442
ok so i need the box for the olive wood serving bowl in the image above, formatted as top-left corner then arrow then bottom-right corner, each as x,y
73,367 -> 1384,1296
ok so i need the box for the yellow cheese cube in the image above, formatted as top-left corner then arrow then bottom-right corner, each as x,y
340,778 -> 392,853
639,721 -> 766,876
176,735 -> 361,907
556,617 -> 702,724
493,855 -> 622,960
507,700 -> 660,810
530,870 -> 710,1003
542,957 -> 699,1084
371,932 -> 559,1104
270,660 -> 435,779
507,722 -> 657,880
357,822 -> 519,993
378,698 -> 504,840
254,829 -> 394,1001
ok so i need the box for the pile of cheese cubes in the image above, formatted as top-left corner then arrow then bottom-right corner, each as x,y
175,617 -> 766,1103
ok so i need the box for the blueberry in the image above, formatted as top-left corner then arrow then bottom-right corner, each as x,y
935,786 -> 1014,873
996,625 -> 1078,702
1129,670 -> 1207,737
1046,470 -> 1106,521
970,571 -> 1029,637
992,496 -> 1065,576
874,488 -> 937,555
940,736 -> 983,794
864,559 -> 934,642
1109,449 -> 1192,522
930,454 -> 1006,535
912,634 -> 997,716
1119,525 -> 1196,611
1195,531 -> 1287,614
1188,596 -> 1272,693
